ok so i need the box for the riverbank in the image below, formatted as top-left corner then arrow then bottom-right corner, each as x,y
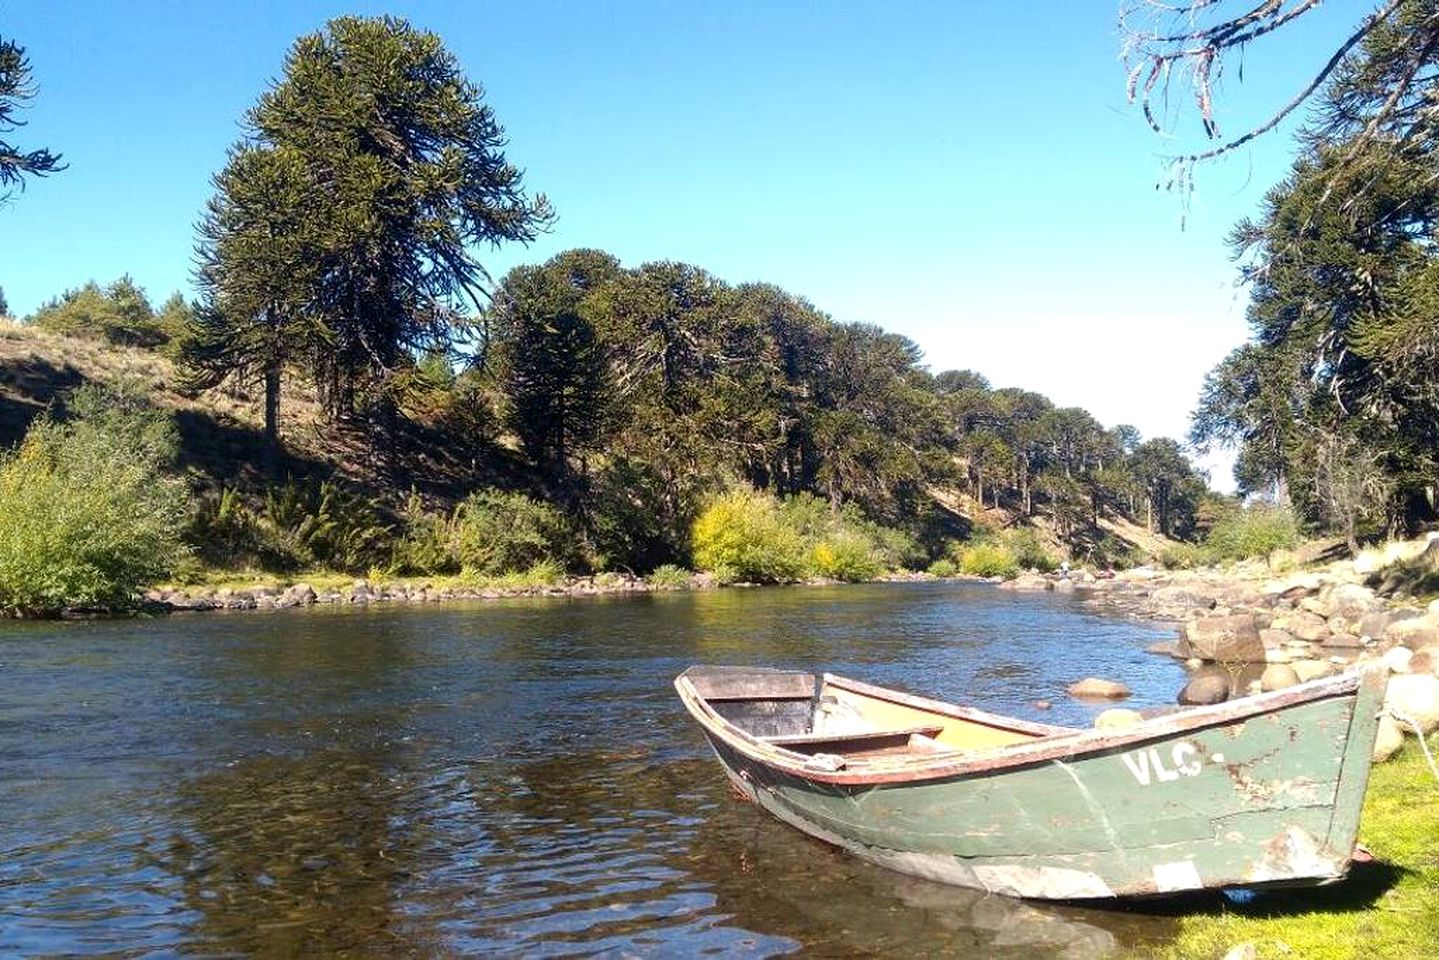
137,568 -> 943,614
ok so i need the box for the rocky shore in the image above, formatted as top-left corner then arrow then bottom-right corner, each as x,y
1003,536 -> 1439,761
143,572 -> 712,612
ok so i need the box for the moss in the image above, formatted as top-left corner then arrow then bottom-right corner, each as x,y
1148,734 -> 1439,959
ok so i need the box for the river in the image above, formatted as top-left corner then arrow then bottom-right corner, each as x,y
1,581 -> 1189,956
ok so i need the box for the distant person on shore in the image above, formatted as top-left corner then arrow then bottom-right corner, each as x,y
1059,560 -> 1070,580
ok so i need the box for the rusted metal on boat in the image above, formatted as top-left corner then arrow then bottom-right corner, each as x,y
675,665 -> 1387,899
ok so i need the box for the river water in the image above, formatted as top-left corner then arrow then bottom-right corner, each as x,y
1,582 -> 1190,956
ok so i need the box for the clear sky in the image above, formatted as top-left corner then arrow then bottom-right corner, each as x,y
1,1 -> 1368,489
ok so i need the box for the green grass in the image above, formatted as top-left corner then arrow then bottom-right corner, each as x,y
1146,735 -> 1439,959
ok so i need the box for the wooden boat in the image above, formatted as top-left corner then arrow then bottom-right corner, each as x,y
675,665 -> 1387,899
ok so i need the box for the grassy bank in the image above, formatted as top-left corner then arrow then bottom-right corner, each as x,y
1148,734 -> 1439,960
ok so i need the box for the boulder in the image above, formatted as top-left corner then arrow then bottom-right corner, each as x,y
1093,708 -> 1144,730
1068,677 -> 1131,700
1146,640 -> 1184,658
1321,633 -> 1364,651
1384,617 -> 1439,647
1178,667 -> 1230,705
1179,614 -> 1265,663
1372,714 -> 1405,763
1275,611 -> 1330,643
1382,646 -> 1414,675
1292,659 -> 1334,683
1358,608 -> 1419,640
1260,664 -> 1300,692
1410,650 -> 1438,677
1384,674 -> 1439,734
1325,583 -> 1380,620
1259,628 -> 1294,650
1151,585 -> 1220,612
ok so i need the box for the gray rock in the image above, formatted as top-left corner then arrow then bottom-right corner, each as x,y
1292,659 -> 1334,683
1325,583 -> 1380,620
1259,628 -> 1294,649
1384,674 -> 1439,733
1372,714 -> 1405,762
1321,633 -> 1364,650
1179,614 -> 1265,663
1359,608 -> 1419,640
1260,664 -> 1300,692
1178,667 -> 1230,705
1067,677 -> 1131,700
1152,585 -> 1219,612
1278,611 -> 1330,642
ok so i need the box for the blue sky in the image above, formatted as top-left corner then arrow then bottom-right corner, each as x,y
1,2 -> 1367,488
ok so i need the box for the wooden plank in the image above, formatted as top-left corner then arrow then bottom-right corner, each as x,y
685,671 -> 815,701
761,725 -> 945,748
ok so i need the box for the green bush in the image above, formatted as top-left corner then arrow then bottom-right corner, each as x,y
1002,527 -> 1057,572
390,492 -> 460,575
188,479 -> 394,574
1159,542 -> 1212,570
455,489 -> 573,577
647,564 -> 692,588
1204,504 -> 1300,561
467,559 -> 566,589
691,488 -> 807,583
811,533 -> 885,582
958,542 -> 1020,579
0,392 -> 186,612
28,277 -> 185,350
927,558 -> 958,578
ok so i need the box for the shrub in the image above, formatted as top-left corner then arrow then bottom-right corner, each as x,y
188,479 -> 395,574
1204,504 -> 1300,561
1159,542 -> 1212,570
0,397 -> 186,612
692,488 -> 807,583
647,564 -> 692,588
28,277 -> 181,350
811,534 -> 885,582
1002,527 -> 1057,572
390,492 -> 460,575
958,542 -> 1019,579
455,489 -> 573,577
262,480 -> 394,573
927,558 -> 958,578
467,559 -> 565,589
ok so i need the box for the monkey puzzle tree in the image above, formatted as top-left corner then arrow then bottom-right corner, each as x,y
190,15 -> 551,450
0,36 -> 63,199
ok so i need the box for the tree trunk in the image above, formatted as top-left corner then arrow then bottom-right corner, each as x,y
263,360 -> 282,477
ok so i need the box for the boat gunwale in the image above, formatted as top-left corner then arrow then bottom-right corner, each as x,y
676,666 -> 1373,786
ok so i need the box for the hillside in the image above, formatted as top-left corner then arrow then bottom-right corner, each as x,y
1,318 -> 1187,570
0,319 -> 519,511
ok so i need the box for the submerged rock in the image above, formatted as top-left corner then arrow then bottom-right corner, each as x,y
1177,667 -> 1230,705
1067,677 -> 1131,700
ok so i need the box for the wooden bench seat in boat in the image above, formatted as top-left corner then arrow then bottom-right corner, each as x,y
759,725 -> 947,754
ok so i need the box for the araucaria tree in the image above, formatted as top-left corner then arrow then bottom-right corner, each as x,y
0,36 -> 64,198
187,15 -> 551,452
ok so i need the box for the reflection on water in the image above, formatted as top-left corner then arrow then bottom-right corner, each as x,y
0,583 -> 1184,956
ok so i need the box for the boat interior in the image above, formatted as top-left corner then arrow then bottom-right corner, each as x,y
681,667 -> 1066,763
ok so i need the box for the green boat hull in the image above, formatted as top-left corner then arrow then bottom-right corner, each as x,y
684,668 -> 1386,899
